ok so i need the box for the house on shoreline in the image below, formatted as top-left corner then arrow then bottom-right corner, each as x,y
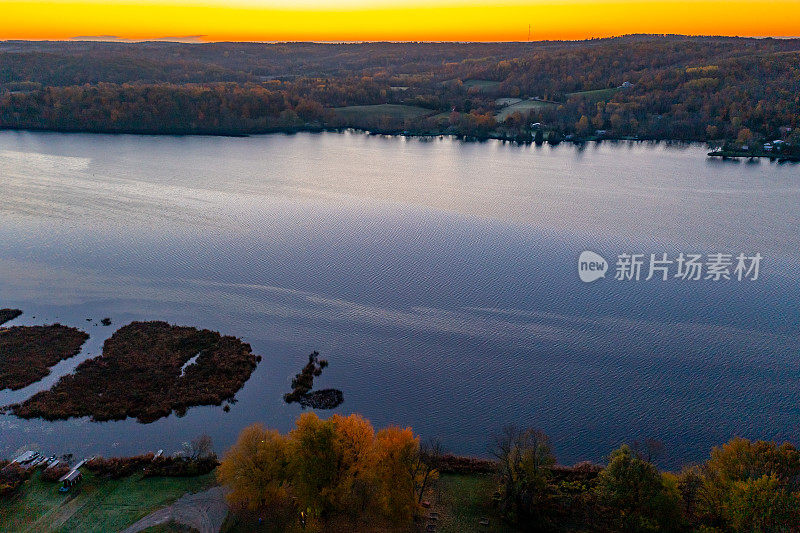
58,459 -> 88,492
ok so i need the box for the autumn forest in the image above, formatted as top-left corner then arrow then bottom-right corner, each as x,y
0,35 -> 799,147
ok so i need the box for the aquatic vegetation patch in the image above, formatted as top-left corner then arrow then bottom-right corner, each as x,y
284,351 -> 343,409
0,324 -> 89,391
295,388 -> 344,409
9,321 -> 259,423
0,309 -> 22,325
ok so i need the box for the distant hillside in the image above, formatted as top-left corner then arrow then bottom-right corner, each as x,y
1,36 -> 798,146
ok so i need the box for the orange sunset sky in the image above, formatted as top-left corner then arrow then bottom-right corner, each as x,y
1,0 -> 799,42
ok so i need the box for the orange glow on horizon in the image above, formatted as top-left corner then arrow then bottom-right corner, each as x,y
1,0 -> 799,42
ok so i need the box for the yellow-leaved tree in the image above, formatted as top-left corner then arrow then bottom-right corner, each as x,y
374,426 -> 420,522
287,411 -> 339,516
217,412 -> 429,525
216,423 -> 289,510
329,413 -> 377,514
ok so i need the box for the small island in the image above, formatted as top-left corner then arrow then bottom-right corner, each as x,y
0,324 -> 89,391
9,321 -> 260,423
284,351 -> 344,409
0,309 -> 22,326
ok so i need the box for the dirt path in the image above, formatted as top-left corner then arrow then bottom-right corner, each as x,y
119,486 -> 228,533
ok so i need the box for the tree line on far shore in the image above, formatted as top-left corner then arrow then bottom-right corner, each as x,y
1,36 -> 799,145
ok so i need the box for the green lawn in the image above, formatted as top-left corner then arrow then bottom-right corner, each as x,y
3,470 -> 514,532
428,474 -> 518,533
0,470 -> 216,533
566,87 -> 619,102
495,97 -> 522,107
462,79 -> 502,92
495,99 -> 558,121
331,104 -> 434,123
429,110 -> 462,124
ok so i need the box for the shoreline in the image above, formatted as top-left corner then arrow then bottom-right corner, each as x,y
13,125 -> 797,164
708,149 -> 800,162
0,124 -> 721,150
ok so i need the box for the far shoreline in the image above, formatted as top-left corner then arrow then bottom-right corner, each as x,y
7,125 -> 798,164
0,125 -> 739,156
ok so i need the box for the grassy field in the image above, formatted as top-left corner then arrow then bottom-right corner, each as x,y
427,474 -> 518,533
218,472 -> 516,532
220,474 -> 513,533
494,97 -> 522,107
462,79 -> 502,92
429,110 -> 462,124
0,470 -> 215,533
566,87 -> 619,102
495,99 -> 558,121
331,104 -> 434,123
2,469 -> 512,532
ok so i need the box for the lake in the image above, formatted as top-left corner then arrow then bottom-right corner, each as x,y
0,130 -> 798,469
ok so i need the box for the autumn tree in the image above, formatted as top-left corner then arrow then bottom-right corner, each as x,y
287,411 -> 339,516
697,437 -> 800,529
674,466 -> 704,524
575,115 -> 591,136
373,426 -> 420,522
726,474 -> 800,532
329,413 -> 377,514
595,444 -> 682,531
737,127 -> 755,146
216,423 -> 289,510
413,438 -> 442,504
492,426 -> 556,521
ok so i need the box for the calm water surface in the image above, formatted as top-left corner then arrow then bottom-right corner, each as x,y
0,131 -> 798,468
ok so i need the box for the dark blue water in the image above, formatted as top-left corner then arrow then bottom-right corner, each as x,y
0,131 -> 798,468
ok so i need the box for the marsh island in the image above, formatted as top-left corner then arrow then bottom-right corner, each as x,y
0,324 -> 88,391
9,321 -> 260,423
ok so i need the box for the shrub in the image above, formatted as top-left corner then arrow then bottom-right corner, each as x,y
41,464 -> 70,482
143,456 -> 218,478
86,454 -> 155,478
0,464 -> 30,497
